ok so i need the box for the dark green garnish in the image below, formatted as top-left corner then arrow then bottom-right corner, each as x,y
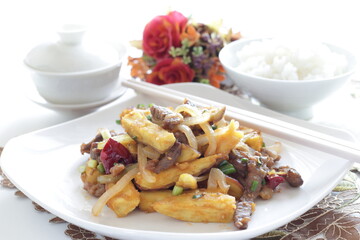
241,158 -> 248,163
250,180 -> 259,192
146,115 -> 152,121
148,103 -> 154,107
219,163 -> 236,175
172,186 -> 184,196
261,179 -> 266,185
262,142 -> 266,147
218,160 -> 228,168
115,119 -> 121,125
192,193 -> 204,199
211,124 -> 217,130
131,136 -> 138,140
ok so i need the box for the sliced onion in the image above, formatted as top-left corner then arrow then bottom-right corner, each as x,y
216,119 -> 228,128
92,166 -> 139,216
265,142 -> 282,154
176,124 -> 198,150
182,112 -> 211,126
194,174 -> 209,182
142,145 -> 161,160
207,168 -> 230,193
200,122 -> 216,156
137,144 -> 156,183
175,104 -> 201,116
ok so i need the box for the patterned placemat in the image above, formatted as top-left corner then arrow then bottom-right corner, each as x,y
1,146 -> 360,240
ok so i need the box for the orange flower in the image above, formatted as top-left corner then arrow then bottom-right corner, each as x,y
127,56 -> 150,80
208,58 -> 226,88
180,25 -> 200,46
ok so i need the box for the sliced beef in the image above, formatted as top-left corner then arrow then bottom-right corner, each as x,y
80,133 -> 103,154
150,105 -> 183,130
153,141 -> 182,173
174,131 -> 188,145
229,149 -> 248,179
83,182 -> 106,198
90,143 -> 101,161
234,200 -> 254,229
276,166 -> 303,187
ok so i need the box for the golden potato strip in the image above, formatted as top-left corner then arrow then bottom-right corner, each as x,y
152,190 -> 236,223
92,167 -> 139,216
121,110 -> 175,152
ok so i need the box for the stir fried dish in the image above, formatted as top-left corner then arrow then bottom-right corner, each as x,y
79,99 -> 303,229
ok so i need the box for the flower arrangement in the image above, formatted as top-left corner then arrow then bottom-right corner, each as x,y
128,11 -> 241,88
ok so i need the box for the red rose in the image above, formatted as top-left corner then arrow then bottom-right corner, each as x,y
142,11 -> 187,60
146,58 -> 195,85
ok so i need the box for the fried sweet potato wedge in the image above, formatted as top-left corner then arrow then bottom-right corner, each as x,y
152,190 -> 236,223
139,190 -> 173,213
177,144 -> 201,163
106,182 -> 140,217
121,110 -> 176,153
135,154 -> 221,190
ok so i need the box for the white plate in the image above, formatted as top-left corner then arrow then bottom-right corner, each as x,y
26,81 -> 127,111
1,87 -> 353,240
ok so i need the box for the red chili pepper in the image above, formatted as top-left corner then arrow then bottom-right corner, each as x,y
265,175 -> 285,189
100,138 -> 133,174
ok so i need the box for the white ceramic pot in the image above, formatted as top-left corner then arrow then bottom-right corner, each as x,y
219,38 -> 356,119
24,24 -> 126,104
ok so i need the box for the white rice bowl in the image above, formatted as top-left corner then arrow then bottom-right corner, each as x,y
235,39 -> 348,80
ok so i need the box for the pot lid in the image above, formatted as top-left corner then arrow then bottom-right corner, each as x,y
24,24 -> 120,73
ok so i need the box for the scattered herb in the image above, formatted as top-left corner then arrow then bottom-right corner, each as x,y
262,142 -> 266,147
241,158 -> 248,163
97,163 -> 105,174
250,180 -> 259,192
211,124 -> 218,130
115,119 -> 121,125
219,163 -> 236,175
131,136 -> 138,140
146,115 -> 152,121
172,186 -> 184,196
192,193 -> 204,199
136,104 -> 146,109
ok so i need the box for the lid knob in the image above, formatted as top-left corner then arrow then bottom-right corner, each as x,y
57,24 -> 87,45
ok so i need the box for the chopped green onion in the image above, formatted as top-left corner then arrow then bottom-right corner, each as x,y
146,115 -> 152,121
250,180 -> 259,192
136,104 -> 145,109
261,179 -> 266,185
262,142 -> 266,147
97,163 -> 105,173
148,103 -> 154,107
87,159 -> 98,169
131,136 -> 138,140
256,158 -> 263,166
99,128 -> 111,140
219,163 -> 236,175
218,160 -> 228,168
172,186 -> 184,196
115,119 -> 121,125
192,193 -> 204,199
241,158 -> 248,163
78,165 -> 86,173
211,124 -> 218,130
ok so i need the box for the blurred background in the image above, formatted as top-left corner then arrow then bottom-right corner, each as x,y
0,0 -> 359,142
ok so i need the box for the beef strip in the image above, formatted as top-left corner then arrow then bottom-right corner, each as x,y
153,141 -> 182,173
90,142 -> 101,161
80,133 -> 103,154
234,200 -> 254,229
150,105 -> 183,130
277,166 -> 303,187
83,182 -> 106,198
174,131 -> 188,144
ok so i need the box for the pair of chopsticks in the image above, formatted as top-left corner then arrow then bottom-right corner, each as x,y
122,79 -> 360,163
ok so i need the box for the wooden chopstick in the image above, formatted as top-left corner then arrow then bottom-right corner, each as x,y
122,79 -> 360,163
